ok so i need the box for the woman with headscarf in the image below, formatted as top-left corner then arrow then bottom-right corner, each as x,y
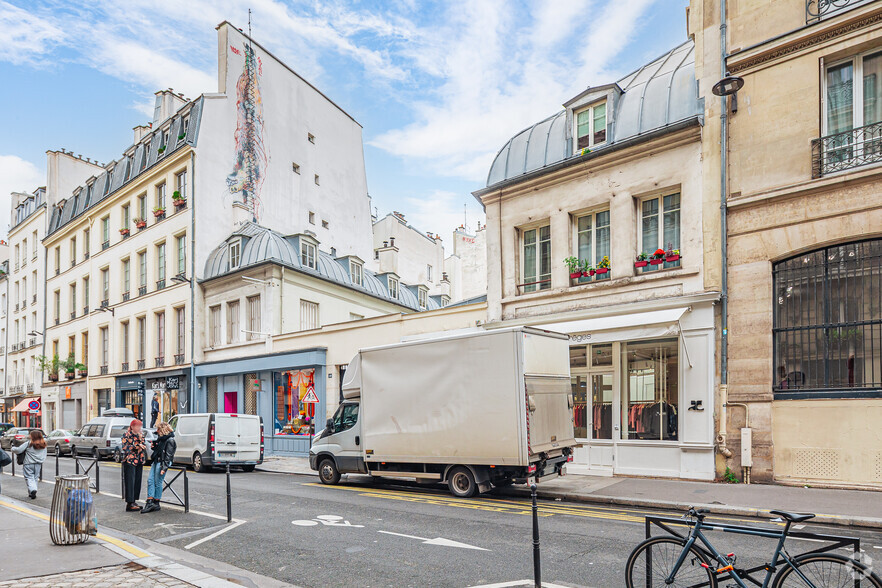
141,421 -> 176,513
121,419 -> 146,512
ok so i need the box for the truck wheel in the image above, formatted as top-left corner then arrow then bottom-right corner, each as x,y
318,458 -> 341,485
448,466 -> 477,498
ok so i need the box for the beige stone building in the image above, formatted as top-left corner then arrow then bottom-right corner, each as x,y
691,0 -> 882,487
474,41 -> 722,480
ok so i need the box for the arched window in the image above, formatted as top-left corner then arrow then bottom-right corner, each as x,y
773,239 -> 882,397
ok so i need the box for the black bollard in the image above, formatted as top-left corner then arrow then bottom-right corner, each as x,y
225,462 -> 232,523
531,482 -> 541,588
10,452 -> 14,477
56,450 -> 59,477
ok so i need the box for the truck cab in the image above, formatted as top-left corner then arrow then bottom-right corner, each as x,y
310,401 -> 366,483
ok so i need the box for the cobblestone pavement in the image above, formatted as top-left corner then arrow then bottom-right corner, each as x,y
0,562 -> 195,587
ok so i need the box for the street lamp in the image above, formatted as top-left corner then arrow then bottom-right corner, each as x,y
712,75 -> 744,97
97,306 -> 114,316
27,330 -> 42,337
171,274 -> 191,284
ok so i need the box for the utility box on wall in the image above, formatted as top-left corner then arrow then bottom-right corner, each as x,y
741,427 -> 753,467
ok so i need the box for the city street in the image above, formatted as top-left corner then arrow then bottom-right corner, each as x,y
4,457 -> 882,588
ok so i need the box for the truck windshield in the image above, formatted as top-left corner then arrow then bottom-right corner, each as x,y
333,404 -> 358,433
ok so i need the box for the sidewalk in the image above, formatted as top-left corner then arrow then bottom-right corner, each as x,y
258,456 -> 882,529
0,496 -> 294,587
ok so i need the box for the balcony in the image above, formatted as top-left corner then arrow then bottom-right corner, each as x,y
100,365 -> 108,375
137,359 -> 146,370
54,317 -> 60,326
11,385 -> 22,395
83,306 -> 89,315
155,356 -> 165,367
806,0 -> 867,23
10,343 -> 16,352
122,291 -> 130,302
29,338 -> 35,347
84,252 -> 89,261
174,353 -> 185,365
138,286 -> 147,296
156,279 -> 166,290
70,311 -> 76,320
101,299 -> 109,308
102,241 -> 110,251
121,362 -> 129,372
812,121 -> 882,177
55,267 -> 60,276
26,384 -> 33,393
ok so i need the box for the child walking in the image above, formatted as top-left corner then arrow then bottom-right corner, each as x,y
12,430 -> 47,499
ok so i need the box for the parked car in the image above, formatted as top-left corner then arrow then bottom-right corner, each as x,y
110,427 -> 156,462
72,417 -> 154,461
169,413 -> 263,473
0,423 -> 14,435
0,427 -> 44,451
101,407 -> 135,417
47,429 -> 77,455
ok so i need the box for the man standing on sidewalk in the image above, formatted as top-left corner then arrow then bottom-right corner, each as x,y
150,395 -> 160,428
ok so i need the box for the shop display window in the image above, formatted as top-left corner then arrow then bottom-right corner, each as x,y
273,369 -> 316,436
623,338 -> 678,441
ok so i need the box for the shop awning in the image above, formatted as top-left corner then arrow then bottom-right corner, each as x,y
11,398 -> 38,413
538,307 -> 691,345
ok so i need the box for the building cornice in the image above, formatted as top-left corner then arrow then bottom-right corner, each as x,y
728,3 -> 882,74
474,121 -> 701,205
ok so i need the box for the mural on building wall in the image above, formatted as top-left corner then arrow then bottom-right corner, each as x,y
226,42 -> 268,222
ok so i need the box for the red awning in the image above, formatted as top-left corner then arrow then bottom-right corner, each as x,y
12,398 -> 37,412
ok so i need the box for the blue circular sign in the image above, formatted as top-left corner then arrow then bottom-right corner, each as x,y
27,400 -> 40,411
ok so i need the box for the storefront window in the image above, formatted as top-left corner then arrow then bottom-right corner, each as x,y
96,389 -> 111,415
623,338 -> 678,441
273,369 -> 316,436
571,344 -> 613,440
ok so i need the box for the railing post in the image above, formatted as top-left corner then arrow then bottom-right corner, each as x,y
95,458 -> 100,493
531,483 -> 541,588
184,469 -> 189,513
226,462 -> 232,523
11,453 -> 15,477
56,450 -> 59,477
75,456 -> 80,475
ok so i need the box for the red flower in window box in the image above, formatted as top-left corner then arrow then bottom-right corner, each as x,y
119,228 -> 130,236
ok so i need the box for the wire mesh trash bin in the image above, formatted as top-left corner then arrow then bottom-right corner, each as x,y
50,475 -> 97,545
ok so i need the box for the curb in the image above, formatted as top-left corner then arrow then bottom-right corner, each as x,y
503,486 -> 882,530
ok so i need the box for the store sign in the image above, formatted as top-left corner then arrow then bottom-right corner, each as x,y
65,386 -> 71,399
570,333 -> 592,343
166,376 -> 180,390
152,380 -> 166,390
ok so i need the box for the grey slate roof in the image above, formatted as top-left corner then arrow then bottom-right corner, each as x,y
486,40 -> 701,187
203,222 -> 440,312
47,98 -> 204,236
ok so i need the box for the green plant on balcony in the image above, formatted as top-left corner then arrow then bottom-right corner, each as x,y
61,353 -> 86,379
564,256 -> 581,279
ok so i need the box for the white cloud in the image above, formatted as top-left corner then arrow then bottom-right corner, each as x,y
0,155 -> 43,237
399,191 -> 485,239
0,1 -> 65,66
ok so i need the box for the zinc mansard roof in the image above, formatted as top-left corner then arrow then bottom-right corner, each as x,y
203,222 -> 440,312
47,98 -> 204,236
485,40 -> 701,188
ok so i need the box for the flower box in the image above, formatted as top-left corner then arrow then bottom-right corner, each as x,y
48,374 -> 59,382
595,267 -> 609,275
634,261 -> 648,268
135,221 -> 147,229
665,254 -> 680,263
153,209 -> 166,218
65,372 -> 75,380
586,270 -> 595,277
650,258 -> 664,265
119,228 -> 130,236
173,198 -> 187,208
569,272 -> 581,279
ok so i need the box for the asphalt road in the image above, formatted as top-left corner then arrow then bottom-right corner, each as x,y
5,455 -> 882,587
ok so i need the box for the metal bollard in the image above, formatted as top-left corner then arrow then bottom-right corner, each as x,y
56,450 -> 60,477
531,483 -> 541,588
225,462 -> 232,523
184,469 -> 190,513
95,458 -> 100,493
10,452 -> 14,477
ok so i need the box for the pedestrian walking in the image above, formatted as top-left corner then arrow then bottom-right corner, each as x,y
141,421 -> 176,514
11,430 -> 47,499
0,446 -> 12,494
121,419 -> 147,512
150,395 -> 159,428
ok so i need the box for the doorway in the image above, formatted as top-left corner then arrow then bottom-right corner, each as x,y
224,392 -> 237,413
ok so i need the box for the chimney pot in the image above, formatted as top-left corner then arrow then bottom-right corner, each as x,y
383,241 -> 388,248
390,237 -> 395,246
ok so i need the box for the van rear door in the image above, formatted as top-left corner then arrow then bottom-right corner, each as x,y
237,416 -> 261,462
214,415 -> 240,461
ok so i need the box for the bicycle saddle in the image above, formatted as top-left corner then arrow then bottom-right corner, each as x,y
769,510 -> 815,522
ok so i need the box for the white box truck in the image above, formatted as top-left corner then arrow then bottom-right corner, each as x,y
309,327 -> 576,497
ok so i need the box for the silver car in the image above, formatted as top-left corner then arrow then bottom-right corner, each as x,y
72,417 -> 154,462
47,429 -> 76,455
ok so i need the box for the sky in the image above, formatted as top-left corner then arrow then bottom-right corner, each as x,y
0,0 -> 689,239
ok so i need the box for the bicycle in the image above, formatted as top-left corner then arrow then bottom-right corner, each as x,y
625,507 -> 882,587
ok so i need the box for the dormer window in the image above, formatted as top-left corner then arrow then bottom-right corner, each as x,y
301,241 -> 316,269
350,259 -> 363,286
575,101 -> 607,151
229,239 -> 242,270
388,277 -> 399,299
418,286 -> 428,309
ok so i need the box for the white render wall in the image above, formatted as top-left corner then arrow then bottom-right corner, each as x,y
194,24 -> 373,281
372,213 -> 445,293
450,227 -> 487,300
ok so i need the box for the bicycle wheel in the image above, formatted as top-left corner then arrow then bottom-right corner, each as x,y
772,553 -> 882,587
625,536 -> 718,588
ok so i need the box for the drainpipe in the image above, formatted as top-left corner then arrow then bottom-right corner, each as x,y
717,0 -> 734,463
189,151 -> 196,414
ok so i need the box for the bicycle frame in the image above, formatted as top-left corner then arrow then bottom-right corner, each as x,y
666,516 -> 819,588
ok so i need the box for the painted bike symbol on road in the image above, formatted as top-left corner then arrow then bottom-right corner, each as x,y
292,514 -> 363,528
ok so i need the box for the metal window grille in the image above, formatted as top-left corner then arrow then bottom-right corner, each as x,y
812,121 -> 882,177
207,377 -> 218,413
806,0 -> 865,23
773,239 -> 882,397
244,372 -> 259,415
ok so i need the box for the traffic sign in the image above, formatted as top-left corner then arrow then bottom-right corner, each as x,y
27,399 -> 41,413
301,386 -> 319,404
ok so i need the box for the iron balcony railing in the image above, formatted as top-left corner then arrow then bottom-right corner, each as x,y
26,384 -> 33,393
29,338 -> 35,347
100,365 -> 108,375
138,286 -> 147,296
156,279 -> 166,290
155,356 -> 165,367
812,121 -> 882,177
122,292 -> 130,302
137,359 -> 146,369
174,353 -> 185,365
807,0 -> 866,23
83,306 -> 89,315
121,362 -> 129,372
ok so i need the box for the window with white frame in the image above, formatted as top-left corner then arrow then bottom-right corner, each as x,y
301,241 -> 316,269
156,311 -> 165,360
300,300 -> 320,330
427,264 -> 433,282
176,307 -> 185,356
639,193 -> 681,272
175,170 -> 187,199
100,327 -> 108,367
575,210 -> 611,280
229,239 -> 242,270
350,260 -> 363,286
418,287 -> 428,309
227,300 -> 240,344
137,317 -> 146,360
122,258 -> 130,294
247,295 -> 261,340
156,242 -> 166,283
138,251 -> 147,288
521,225 -> 551,292
818,49 -> 882,175
575,101 -> 607,151
176,234 -> 186,276
101,269 -> 109,303
388,277 -> 399,299
209,305 -> 221,347
101,217 -> 110,246
156,182 -> 166,210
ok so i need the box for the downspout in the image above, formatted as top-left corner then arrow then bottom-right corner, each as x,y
189,151 -> 196,414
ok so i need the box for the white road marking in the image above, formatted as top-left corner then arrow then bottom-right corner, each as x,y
466,581 -> 571,588
184,520 -> 244,550
377,530 -> 488,551
292,514 -> 363,527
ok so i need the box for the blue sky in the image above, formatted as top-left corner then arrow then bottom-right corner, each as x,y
0,0 -> 688,238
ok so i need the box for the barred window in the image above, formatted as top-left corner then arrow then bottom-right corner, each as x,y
773,240 -> 882,397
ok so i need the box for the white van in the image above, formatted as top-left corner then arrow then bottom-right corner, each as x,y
168,413 -> 263,472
